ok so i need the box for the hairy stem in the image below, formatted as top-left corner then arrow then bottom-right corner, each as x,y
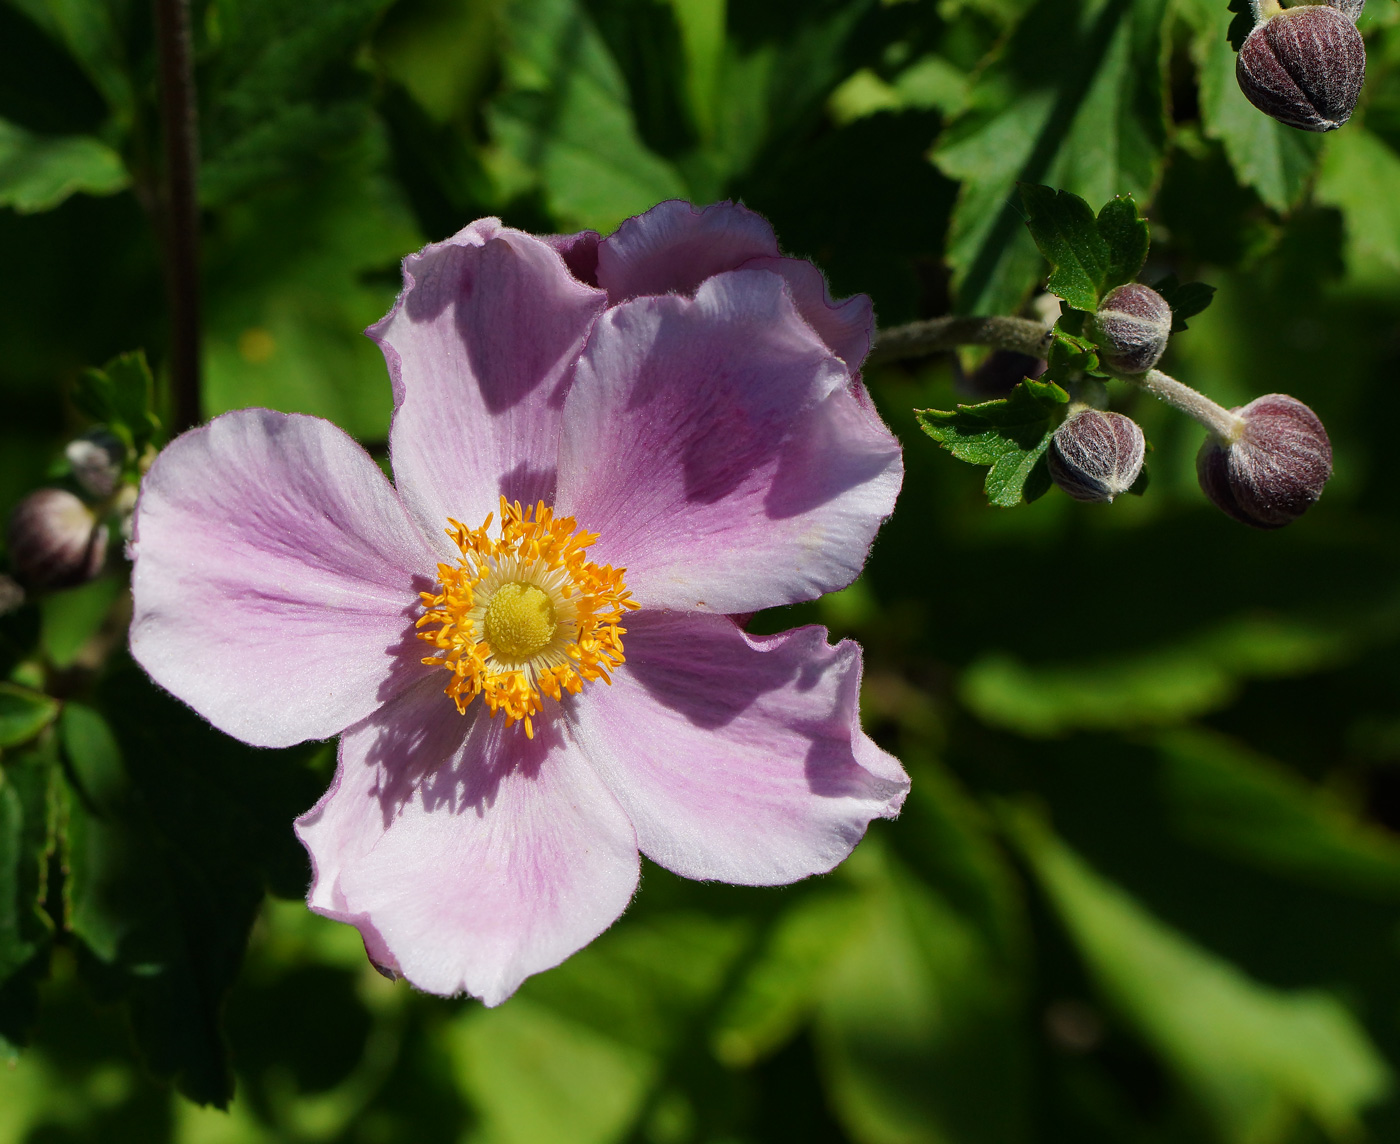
1115,369 -> 1246,442
154,0 -> 201,433
868,315 -> 1053,365
872,316 -> 1246,440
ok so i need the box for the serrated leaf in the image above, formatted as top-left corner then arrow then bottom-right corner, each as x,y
917,378 -> 1069,507
1095,195 -> 1150,292
0,118 -> 127,213
1020,184 -> 1107,311
0,685 -> 58,750
1180,0 -> 1321,211
1226,0 -> 1254,52
1006,808 -> 1391,1144
1153,273 -> 1217,332
933,0 -> 1170,315
0,741 -> 58,1049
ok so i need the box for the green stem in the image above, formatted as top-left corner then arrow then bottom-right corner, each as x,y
868,315 -> 1053,365
1113,368 -> 1246,442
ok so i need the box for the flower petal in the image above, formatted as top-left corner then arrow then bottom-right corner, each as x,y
741,255 -> 872,369
371,220 -> 608,544
130,410 -> 438,748
556,269 -> 903,613
569,611 -> 908,885
298,677 -> 640,1004
595,199 -> 778,302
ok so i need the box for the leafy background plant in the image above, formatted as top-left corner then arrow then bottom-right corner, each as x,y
4,0 -> 1400,1141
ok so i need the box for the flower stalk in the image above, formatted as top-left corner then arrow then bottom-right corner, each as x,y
153,0 -> 202,433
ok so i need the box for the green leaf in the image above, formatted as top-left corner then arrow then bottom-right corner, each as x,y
1153,273 -> 1217,332
1226,0 -> 1254,52
711,891 -> 864,1067
486,0 -> 687,232
3,0 -> 136,124
932,0 -> 1170,315
1160,729 -> 1400,899
0,685 -> 58,750
39,576 -> 121,671
1019,184 -> 1107,311
916,378 -> 1070,507
1006,808 -> 1391,1144
1180,0 -> 1321,212
815,840 -> 1028,1144
1314,127 -> 1400,283
0,741 -> 58,1050
75,350 -> 158,453
1094,194 -> 1150,292
0,118 -> 127,213
960,611 -> 1357,737
58,702 -> 125,816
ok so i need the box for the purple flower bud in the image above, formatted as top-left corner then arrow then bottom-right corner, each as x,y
65,431 -> 125,498
1196,394 -> 1332,529
1089,284 -> 1173,375
1324,0 -> 1365,23
1048,409 -> 1146,503
1236,5 -> 1365,133
7,489 -> 108,589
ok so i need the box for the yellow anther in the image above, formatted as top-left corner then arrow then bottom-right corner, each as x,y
416,497 -> 638,731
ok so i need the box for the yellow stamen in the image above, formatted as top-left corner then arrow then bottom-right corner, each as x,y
416,497 -> 639,737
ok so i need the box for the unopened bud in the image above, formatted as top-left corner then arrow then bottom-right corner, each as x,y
1196,394 -> 1331,529
1236,6 -> 1365,133
1089,284 -> 1172,375
7,489 -> 108,588
1048,409 -> 1146,503
1324,0 -> 1365,23
65,431 -> 125,497
0,574 -> 23,616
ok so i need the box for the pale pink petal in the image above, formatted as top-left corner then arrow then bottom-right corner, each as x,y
298,678 -> 639,1004
595,199 -> 778,302
569,612 -> 908,885
741,255 -> 872,368
543,229 -> 601,287
371,220 -> 608,545
129,410 -> 438,748
556,269 -> 903,613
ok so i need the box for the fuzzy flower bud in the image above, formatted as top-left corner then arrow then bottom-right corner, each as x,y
1236,6 -> 1365,133
7,488 -> 108,588
65,431 -> 125,498
1089,284 -> 1173,375
1196,394 -> 1331,529
1048,409 -> 1146,503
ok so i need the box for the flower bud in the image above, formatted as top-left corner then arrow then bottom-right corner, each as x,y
1196,394 -> 1331,529
1088,284 -> 1173,375
65,431 -> 124,498
1325,0 -> 1365,23
1236,6 -> 1365,133
1048,409 -> 1146,503
7,489 -> 108,589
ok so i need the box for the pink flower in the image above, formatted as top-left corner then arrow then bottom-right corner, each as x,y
129,200 -> 908,1004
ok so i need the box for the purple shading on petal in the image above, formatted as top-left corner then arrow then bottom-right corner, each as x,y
595,199 -> 779,303
544,230 -> 602,287
298,679 -> 639,1004
371,222 -> 608,544
741,255 -> 873,368
130,410 -> 439,748
556,269 -> 902,614
570,611 -> 908,885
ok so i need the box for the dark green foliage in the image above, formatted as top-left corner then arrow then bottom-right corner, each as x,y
4,0 -> 1400,1141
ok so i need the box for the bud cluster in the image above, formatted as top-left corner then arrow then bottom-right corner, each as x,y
1236,3 -> 1365,133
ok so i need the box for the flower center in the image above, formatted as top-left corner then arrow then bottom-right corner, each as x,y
482,582 -> 557,660
416,497 -> 638,738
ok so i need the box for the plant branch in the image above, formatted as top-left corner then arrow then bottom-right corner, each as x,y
154,0 -> 201,434
868,315 -> 1053,366
1113,369 -> 1246,441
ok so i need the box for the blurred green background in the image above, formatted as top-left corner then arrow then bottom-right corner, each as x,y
6,0 -> 1400,1141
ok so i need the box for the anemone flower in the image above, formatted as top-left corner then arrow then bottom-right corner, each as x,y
130,200 -> 909,1004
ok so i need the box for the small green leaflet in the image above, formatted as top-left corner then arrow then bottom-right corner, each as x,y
1020,185 -> 1150,311
916,378 -> 1070,507
73,350 -> 160,459
1043,327 -> 1100,382
1153,274 -> 1217,333
0,684 -> 59,750
1226,0 -> 1254,52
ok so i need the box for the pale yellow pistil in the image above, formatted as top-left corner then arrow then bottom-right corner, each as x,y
416,497 -> 638,738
